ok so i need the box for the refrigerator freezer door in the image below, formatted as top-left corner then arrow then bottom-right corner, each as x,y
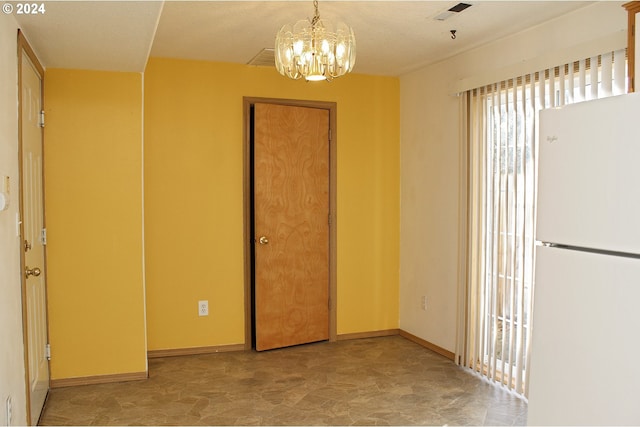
537,93 -> 640,254
528,245 -> 640,425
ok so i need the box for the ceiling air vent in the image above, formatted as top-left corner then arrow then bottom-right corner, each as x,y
248,48 -> 275,67
434,3 -> 472,21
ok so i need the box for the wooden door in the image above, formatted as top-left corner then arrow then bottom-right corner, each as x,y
253,103 -> 329,351
20,47 -> 49,425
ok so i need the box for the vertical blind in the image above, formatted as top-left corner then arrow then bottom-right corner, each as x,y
457,49 -> 627,397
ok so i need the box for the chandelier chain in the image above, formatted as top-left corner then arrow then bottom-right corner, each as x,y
311,0 -> 320,26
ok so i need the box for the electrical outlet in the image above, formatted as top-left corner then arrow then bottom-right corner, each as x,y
198,300 -> 208,316
6,396 -> 12,426
0,176 -> 9,212
421,296 -> 427,311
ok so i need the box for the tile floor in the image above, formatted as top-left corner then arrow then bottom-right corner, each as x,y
39,336 -> 527,426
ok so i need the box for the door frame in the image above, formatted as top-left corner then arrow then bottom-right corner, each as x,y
17,30 -> 49,426
242,97 -> 337,350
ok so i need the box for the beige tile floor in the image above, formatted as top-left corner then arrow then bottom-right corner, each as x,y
39,336 -> 527,426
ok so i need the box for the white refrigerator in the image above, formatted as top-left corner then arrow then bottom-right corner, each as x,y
527,92 -> 640,425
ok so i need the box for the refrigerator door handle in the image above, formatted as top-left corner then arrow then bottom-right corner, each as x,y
536,241 -> 555,248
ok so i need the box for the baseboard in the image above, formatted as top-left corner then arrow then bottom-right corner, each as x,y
147,343 -> 246,359
336,328 -> 400,341
399,329 -> 455,361
49,334 -> 452,388
50,371 -> 148,388
336,329 -> 455,361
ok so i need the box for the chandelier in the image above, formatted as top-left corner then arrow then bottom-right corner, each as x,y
274,0 -> 356,81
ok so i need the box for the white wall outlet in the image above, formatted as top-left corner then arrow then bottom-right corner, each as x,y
0,176 -> 9,212
6,396 -> 12,426
198,300 -> 208,316
421,296 -> 427,311
0,192 -> 8,212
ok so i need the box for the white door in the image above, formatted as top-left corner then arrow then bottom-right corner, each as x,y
537,92 -> 640,253
528,245 -> 640,425
20,50 -> 49,425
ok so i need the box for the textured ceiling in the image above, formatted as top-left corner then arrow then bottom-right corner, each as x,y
16,1 -> 164,72
15,1 -> 596,76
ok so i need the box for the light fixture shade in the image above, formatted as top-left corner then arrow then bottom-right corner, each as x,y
275,17 -> 356,81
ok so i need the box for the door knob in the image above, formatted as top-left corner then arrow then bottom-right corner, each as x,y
259,236 -> 269,245
25,266 -> 41,279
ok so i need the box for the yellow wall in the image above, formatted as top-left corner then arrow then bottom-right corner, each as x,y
44,69 -> 147,379
42,60 -> 400,375
144,58 -> 400,350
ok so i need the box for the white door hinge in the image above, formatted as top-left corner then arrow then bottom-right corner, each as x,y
45,344 -> 51,361
40,228 -> 47,246
39,110 -> 45,128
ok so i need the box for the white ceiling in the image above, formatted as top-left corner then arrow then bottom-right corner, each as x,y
15,1 -> 595,77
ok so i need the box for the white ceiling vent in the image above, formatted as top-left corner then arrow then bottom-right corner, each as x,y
434,3 -> 473,21
247,48 -> 275,67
